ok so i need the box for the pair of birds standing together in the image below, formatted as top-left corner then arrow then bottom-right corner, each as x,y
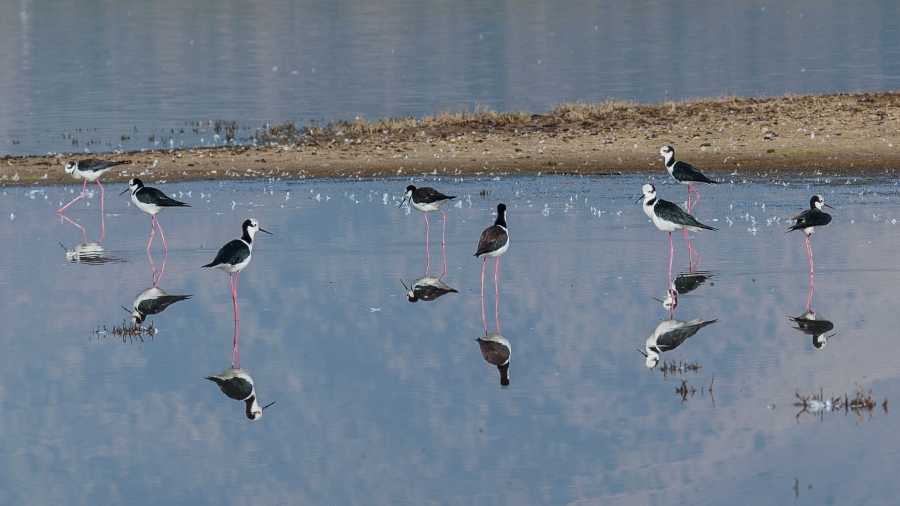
401,185 -> 511,386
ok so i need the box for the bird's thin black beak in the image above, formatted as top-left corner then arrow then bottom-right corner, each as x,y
637,348 -> 648,358
823,203 -> 834,209
259,228 -> 273,235
398,196 -> 408,208
121,306 -> 132,313
635,194 -> 644,204
261,401 -> 276,411
119,187 -> 130,196
399,278 -> 409,290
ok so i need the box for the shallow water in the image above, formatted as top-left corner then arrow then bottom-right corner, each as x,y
2,173 -> 900,503
2,0 -> 899,156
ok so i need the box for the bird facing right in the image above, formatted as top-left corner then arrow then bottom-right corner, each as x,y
787,195 -> 833,274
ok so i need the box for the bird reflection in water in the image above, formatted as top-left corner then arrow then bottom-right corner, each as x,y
399,276 -> 458,302
640,318 -> 718,368
789,310 -> 835,349
476,333 -> 511,387
125,286 -> 191,324
652,271 -> 714,315
61,242 -> 123,265
206,367 -> 275,420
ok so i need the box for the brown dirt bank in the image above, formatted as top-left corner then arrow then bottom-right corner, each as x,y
2,91 -> 899,187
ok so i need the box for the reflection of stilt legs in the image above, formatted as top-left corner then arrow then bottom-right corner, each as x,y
685,231 -> 701,271
59,212 -> 90,245
59,185 -> 106,244
807,270 -> 815,311
686,184 -> 701,214
148,250 -> 167,288
480,256 -> 502,335
231,317 -> 241,369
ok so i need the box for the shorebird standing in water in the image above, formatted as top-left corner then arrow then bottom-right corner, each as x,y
401,185 -> 456,276
660,145 -> 718,213
475,203 -> 509,334
121,178 -> 190,252
639,184 -> 716,283
59,158 -> 128,214
202,219 -> 271,321
787,195 -> 833,275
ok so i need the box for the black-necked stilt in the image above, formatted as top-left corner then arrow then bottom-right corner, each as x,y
660,145 -> 718,213
121,178 -> 190,252
58,158 -> 128,214
401,185 -> 456,272
789,310 -> 834,349
639,184 -> 716,279
477,332 -> 511,386
787,195 -> 833,275
400,276 -> 458,302
202,219 -> 271,319
125,287 -> 192,324
475,203 -> 509,328
205,368 -> 275,420
640,318 -> 718,368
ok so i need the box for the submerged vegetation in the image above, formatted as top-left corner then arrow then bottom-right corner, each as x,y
93,320 -> 156,344
794,386 -> 888,423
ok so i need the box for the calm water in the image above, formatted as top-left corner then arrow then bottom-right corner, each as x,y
2,173 -> 900,503
1,1 -> 899,156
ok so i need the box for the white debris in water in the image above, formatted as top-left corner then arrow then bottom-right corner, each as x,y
10,213 -> 14,220
541,204 -> 550,216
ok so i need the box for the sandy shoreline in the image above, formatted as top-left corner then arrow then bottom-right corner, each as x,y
2,91 -> 898,187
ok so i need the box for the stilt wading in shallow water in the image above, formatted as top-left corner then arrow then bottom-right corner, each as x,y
475,203 -> 509,335
787,195 -> 833,276
638,184 -> 716,289
202,219 -> 271,322
400,185 -> 456,276
59,159 -> 128,213
659,145 -> 718,214
121,178 -> 190,252
59,158 -> 129,241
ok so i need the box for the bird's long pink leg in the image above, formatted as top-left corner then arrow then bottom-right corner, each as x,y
153,216 -> 169,252
806,236 -> 814,275
231,272 -> 241,322
58,180 -> 88,214
147,218 -> 156,250
481,257 -> 488,335
668,232 -> 674,284
807,270 -> 815,312
423,212 -> 431,275
440,208 -> 448,278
